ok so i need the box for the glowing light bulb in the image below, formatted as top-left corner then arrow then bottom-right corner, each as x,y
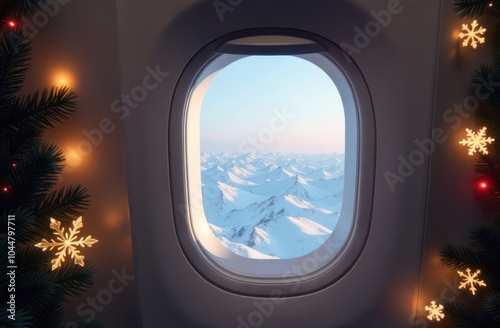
7,20 -> 16,28
52,70 -> 75,88
478,181 -> 488,190
489,3 -> 493,7
2,186 -> 8,192
12,163 -> 17,168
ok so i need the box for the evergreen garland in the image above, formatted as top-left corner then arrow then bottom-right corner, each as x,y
0,2 -> 101,327
439,0 -> 500,326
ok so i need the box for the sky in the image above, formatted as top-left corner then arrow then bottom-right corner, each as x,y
199,55 -> 345,154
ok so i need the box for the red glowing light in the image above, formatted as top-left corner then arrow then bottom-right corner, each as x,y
2,187 -> 8,192
479,181 -> 488,190
12,163 -> 17,168
7,20 -> 16,28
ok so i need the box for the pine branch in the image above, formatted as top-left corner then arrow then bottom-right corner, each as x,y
475,154 -> 500,196
0,207 -> 37,243
454,0 -> 500,18
0,87 -> 78,136
471,64 -> 500,111
30,301 -> 64,328
483,290 -> 500,322
443,299 -> 490,327
0,143 -> 10,181
0,29 -> 31,103
33,185 -> 90,223
468,224 -> 500,258
440,244 -> 486,269
0,307 -> 33,327
2,142 -> 64,211
16,245 -> 53,273
16,271 -> 58,314
53,260 -> 97,299
0,0 -> 49,19
2,124 -> 43,156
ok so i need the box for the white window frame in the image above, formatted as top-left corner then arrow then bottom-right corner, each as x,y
169,28 -> 375,296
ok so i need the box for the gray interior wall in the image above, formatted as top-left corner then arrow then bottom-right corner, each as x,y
116,1 -> 442,327
25,0 -> 491,326
23,0 -> 138,326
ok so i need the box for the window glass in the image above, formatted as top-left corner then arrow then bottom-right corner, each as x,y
198,55 -> 345,259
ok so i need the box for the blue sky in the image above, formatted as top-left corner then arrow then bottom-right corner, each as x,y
200,55 -> 345,154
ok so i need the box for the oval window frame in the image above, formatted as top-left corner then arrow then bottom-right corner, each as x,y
169,28 -> 375,296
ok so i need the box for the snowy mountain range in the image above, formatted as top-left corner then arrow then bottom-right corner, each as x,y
201,153 -> 345,259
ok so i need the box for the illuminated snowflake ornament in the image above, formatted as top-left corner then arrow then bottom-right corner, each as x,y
425,301 -> 445,321
459,127 -> 495,156
458,268 -> 486,295
35,216 -> 98,270
459,20 -> 486,48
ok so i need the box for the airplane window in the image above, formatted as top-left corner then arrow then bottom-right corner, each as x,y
197,55 -> 345,260
170,31 -> 374,295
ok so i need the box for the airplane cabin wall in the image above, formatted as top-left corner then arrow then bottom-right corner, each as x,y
114,0 -> 481,327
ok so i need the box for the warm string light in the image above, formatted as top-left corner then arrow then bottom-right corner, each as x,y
2,186 -> 8,193
459,127 -> 495,155
459,20 -> 486,49
7,20 -> 16,28
478,180 -> 488,190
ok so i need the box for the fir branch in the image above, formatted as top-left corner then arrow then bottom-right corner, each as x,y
468,224 -> 500,257
0,29 -> 31,102
471,64 -> 500,111
0,86 -> 78,135
483,290 -> 500,322
0,207 -> 37,243
0,307 -> 33,327
440,244 -> 486,269
454,0 -> 500,19
475,154 -> 500,196
33,185 -> 90,223
16,271 -> 58,314
2,124 -> 43,156
30,301 -> 65,328
0,0 -> 49,19
16,245 -> 53,273
2,142 -> 64,211
53,260 -> 97,299
443,299 -> 490,327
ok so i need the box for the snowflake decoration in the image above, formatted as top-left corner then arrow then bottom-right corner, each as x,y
458,268 -> 486,295
459,127 -> 495,156
425,301 -> 445,321
35,216 -> 98,270
459,20 -> 486,49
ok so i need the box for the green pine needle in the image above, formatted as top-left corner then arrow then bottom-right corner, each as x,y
454,0 -> 500,18
440,244 -> 485,269
2,142 -> 64,210
0,207 -> 37,243
483,291 -> 500,322
0,86 -> 78,136
443,299 -> 490,327
0,29 -> 31,103
468,224 -> 500,257
0,307 -> 33,327
33,185 -> 90,223
53,260 -> 98,299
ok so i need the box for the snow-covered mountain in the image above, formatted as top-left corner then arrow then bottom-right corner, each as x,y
201,153 -> 344,259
